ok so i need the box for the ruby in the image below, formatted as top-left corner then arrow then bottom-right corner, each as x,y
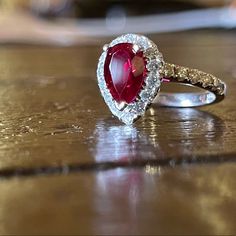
104,43 -> 147,104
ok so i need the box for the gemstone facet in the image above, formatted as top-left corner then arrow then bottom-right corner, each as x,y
104,43 -> 147,104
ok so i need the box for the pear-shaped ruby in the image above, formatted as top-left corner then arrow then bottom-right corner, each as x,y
104,43 -> 147,104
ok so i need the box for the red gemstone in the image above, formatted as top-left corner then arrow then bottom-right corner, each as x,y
104,43 -> 147,104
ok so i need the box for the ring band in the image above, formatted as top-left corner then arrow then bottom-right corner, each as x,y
97,34 -> 226,125
155,63 -> 225,107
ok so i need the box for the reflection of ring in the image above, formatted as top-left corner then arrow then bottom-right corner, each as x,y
97,34 -> 226,125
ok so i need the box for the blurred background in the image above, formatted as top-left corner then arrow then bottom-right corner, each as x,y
0,2 -> 236,235
0,0 -> 236,45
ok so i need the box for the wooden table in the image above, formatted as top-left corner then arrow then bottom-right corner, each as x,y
0,30 -> 235,235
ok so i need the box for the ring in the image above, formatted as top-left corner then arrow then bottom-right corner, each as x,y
97,34 -> 226,125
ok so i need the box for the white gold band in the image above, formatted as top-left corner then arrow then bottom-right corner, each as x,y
154,63 -> 226,107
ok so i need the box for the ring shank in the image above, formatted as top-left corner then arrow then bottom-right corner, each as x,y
154,63 -> 226,107
154,90 -> 219,107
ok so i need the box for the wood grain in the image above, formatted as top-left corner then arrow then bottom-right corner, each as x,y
0,31 -> 235,234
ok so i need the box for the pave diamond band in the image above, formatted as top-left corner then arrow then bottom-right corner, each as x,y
154,63 -> 226,107
97,34 -> 226,125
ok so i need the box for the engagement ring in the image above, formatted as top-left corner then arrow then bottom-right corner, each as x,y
97,34 -> 226,125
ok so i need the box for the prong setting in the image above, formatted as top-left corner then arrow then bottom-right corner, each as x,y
103,44 -> 109,51
133,44 -> 139,53
115,101 -> 127,111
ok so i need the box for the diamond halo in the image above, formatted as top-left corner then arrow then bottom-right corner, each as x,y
97,34 -> 164,125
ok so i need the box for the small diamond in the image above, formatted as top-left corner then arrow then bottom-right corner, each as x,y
146,60 -> 160,72
175,66 -> 188,82
146,72 -> 159,82
213,77 -> 220,87
140,90 -> 152,102
130,102 -> 146,114
202,74 -> 213,87
121,114 -> 137,125
164,63 -> 175,78
144,48 -> 158,60
217,82 -> 225,95
188,69 -> 199,84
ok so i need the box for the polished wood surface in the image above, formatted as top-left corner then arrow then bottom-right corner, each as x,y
0,31 -> 235,235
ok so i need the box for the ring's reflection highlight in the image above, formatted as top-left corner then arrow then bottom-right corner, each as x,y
93,122 -> 160,162
90,108 -> 226,234
91,108 -> 225,164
